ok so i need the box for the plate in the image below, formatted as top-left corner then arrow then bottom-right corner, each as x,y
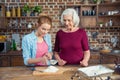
78,65 -> 114,77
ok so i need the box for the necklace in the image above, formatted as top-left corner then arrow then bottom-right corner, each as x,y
35,31 -> 44,43
37,37 -> 44,43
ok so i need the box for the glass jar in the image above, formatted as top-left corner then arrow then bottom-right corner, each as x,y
6,7 -> 11,17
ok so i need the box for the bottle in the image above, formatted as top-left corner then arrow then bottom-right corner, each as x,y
111,0 -> 116,2
12,6 -> 16,17
17,5 -> 21,17
12,39 -> 17,51
27,23 -> 32,28
6,6 -> 11,17
109,19 -> 113,27
0,6 -> 1,16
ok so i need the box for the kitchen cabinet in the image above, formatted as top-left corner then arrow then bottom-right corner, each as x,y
89,52 -> 100,64
98,1 -> 120,27
66,1 -> 120,28
0,51 -> 24,67
100,52 -> 120,64
0,51 -> 100,67
0,4 -> 38,30
1,51 -> 119,66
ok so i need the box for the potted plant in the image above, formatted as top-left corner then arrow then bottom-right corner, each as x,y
22,4 -> 31,16
32,5 -> 42,16
93,0 -> 97,4
98,22 -> 104,27
93,0 -> 101,4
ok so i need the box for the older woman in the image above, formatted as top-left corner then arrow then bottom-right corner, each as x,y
54,8 -> 90,67
22,15 -> 53,66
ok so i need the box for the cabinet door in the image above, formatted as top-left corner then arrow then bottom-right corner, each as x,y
0,56 -> 10,67
89,53 -> 100,64
100,54 -> 117,64
11,56 -> 24,66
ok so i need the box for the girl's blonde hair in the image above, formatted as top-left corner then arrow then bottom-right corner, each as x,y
38,15 -> 52,27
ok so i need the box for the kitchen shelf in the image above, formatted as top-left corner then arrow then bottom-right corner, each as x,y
98,14 -> 120,17
1,27 -> 35,29
98,1 -> 120,27
99,1 -> 120,6
85,26 -> 120,29
67,4 -> 97,6
81,4 -> 97,6
5,16 -> 39,19
0,27 -> 35,30
81,16 -> 97,17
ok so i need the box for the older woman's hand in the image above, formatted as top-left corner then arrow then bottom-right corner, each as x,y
58,59 -> 67,66
80,60 -> 88,67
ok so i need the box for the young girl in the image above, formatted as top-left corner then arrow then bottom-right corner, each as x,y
22,15 -> 53,66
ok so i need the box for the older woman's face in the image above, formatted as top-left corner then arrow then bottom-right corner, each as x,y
63,14 -> 74,29
37,23 -> 51,37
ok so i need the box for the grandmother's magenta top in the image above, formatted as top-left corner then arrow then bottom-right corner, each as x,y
54,28 -> 89,64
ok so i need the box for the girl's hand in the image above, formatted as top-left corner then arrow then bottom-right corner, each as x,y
45,53 -> 52,60
40,56 -> 48,65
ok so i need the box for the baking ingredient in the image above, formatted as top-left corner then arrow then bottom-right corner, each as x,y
43,66 -> 59,72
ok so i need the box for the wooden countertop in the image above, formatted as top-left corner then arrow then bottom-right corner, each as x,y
0,64 -> 120,80
100,52 -> 120,57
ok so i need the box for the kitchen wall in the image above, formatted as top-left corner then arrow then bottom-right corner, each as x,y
0,0 -> 120,50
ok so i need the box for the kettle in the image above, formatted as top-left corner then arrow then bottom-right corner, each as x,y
114,58 -> 120,74
114,64 -> 120,74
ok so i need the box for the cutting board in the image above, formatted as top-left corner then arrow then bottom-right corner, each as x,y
33,66 -> 73,76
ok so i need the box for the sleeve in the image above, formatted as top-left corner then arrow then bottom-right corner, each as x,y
54,31 -> 60,52
47,34 -> 52,53
22,36 -> 31,66
81,29 -> 89,51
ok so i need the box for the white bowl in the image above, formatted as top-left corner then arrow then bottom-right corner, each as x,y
50,59 -> 58,65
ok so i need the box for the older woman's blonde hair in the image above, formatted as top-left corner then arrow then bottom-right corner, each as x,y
60,8 -> 80,27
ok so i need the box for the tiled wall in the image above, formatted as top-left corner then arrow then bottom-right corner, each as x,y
0,0 -> 120,50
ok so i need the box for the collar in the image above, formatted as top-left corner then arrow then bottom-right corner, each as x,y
30,31 -> 48,40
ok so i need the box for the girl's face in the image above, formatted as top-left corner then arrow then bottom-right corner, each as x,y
63,14 -> 74,30
37,23 -> 51,37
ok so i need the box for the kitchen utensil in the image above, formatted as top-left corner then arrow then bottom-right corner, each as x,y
100,49 -> 111,54
78,65 -> 114,77
114,58 -> 120,74
114,64 -> 120,74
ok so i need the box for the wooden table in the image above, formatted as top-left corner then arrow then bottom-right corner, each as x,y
0,64 -> 120,80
